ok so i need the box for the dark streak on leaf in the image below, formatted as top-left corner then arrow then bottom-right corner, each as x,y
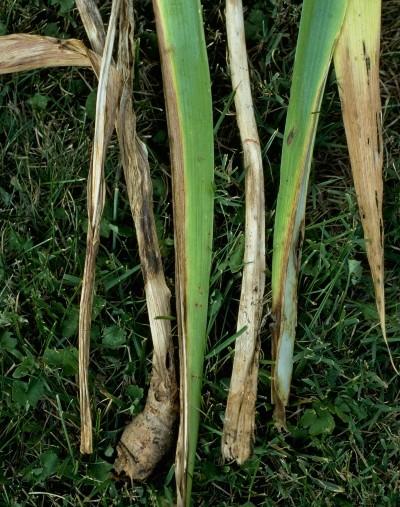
287,127 -> 295,145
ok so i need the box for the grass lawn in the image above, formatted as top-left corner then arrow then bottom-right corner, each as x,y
0,1 -> 399,505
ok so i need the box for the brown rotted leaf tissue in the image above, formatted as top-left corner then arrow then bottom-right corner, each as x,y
75,0 -> 178,473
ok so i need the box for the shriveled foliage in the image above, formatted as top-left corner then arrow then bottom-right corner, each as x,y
222,0 -> 265,465
334,0 -> 398,373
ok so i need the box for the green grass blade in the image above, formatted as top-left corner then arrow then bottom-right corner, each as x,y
333,0 -> 398,373
152,1 -> 214,505
271,0 -> 348,428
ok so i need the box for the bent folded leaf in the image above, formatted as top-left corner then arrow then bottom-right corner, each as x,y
271,0 -> 348,429
152,1 -> 214,504
0,34 -> 91,74
334,0 -> 398,373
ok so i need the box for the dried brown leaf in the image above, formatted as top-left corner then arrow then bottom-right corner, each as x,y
76,0 -> 178,470
334,0 -> 398,373
222,0 -> 265,465
0,34 -> 91,74
78,0 -> 122,454
113,0 -> 177,479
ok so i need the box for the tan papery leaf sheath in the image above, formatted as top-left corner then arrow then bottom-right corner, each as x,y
222,0 -> 265,465
0,20 -> 177,468
76,0 -> 178,472
79,0 -> 122,454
